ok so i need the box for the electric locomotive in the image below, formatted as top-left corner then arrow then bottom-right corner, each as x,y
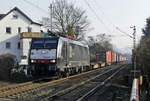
28,36 -> 90,77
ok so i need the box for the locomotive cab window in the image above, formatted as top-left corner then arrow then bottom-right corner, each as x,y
44,40 -> 58,49
31,39 -> 44,49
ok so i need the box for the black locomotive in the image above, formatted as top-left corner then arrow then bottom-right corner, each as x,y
28,36 -> 90,77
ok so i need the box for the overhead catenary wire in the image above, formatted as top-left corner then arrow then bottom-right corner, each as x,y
23,0 -> 48,15
89,0 -> 133,39
84,0 -> 112,34
84,0 -> 133,45
116,27 -> 133,38
23,0 -> 133,40
90,0 -> 115,26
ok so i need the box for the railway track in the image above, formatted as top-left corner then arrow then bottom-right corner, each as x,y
0,76 -> 57,98
42,64 -> 128,101
0,64 -> 115,100
76,64 -> 127,101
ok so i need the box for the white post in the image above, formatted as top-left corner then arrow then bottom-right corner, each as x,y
130,78 -> 139,101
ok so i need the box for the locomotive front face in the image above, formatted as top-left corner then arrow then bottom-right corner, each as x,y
30,38 -> 58,64
29,37 -> 59,76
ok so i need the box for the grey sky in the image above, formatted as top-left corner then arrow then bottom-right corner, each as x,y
1,0 -> 150,53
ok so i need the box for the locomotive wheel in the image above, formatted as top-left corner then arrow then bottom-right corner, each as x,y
64,68 -> 70,77
66,72 -> 70,77
56,72 -> 63,78
78,68 -> 82,73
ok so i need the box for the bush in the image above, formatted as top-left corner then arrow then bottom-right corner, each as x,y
0,54 -> 16,81
136,39 -> 150,78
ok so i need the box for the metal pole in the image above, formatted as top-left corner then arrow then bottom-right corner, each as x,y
131,26 -> 136,78
49,4 -> 53,32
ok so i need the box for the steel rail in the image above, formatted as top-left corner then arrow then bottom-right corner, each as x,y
41,64 -> 125,101
76,65 -> 126,101
0,66 -> 110,98
0,77 -> 54,92
0,81 -> 33,91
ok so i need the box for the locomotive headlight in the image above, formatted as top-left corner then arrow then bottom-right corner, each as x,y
31,60 -> 36,63
51,59 -> 56,63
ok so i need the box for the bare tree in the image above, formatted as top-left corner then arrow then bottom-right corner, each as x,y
88,34 -> 112,52
41,0 -> 90,38
87,34 -> 112,49
87,34 -> 112,62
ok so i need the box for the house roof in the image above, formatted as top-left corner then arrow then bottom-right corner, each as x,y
0,7 -> 42,26
0,14 -> 6,20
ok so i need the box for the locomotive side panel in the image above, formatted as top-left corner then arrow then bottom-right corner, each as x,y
67,42 -> 90,68
52,37 -> 90,73
56,39 -> 68,71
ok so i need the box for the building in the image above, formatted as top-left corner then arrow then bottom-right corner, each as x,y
0,7 -> 42,63
20,32 -> 42,66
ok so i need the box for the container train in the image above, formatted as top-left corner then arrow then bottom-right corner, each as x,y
28,36 -> 127,77
95,50 -> 127,67
28,36 -> 90,77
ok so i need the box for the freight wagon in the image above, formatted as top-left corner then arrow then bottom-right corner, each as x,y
96,50 -> 113,66
111,51 -> 116,64
95,50 -> 126,66
95,51 -> 107,67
